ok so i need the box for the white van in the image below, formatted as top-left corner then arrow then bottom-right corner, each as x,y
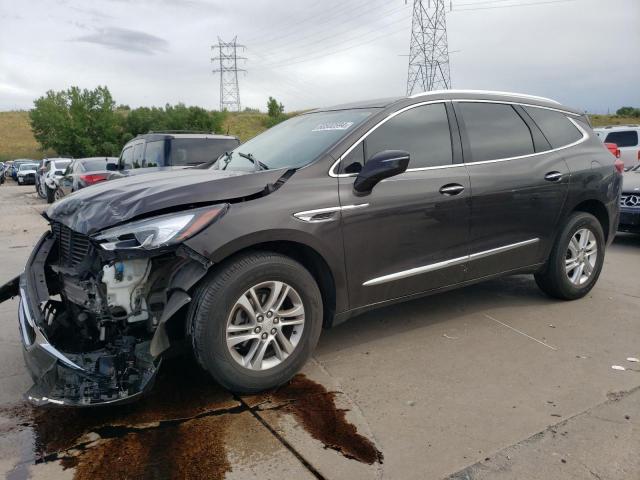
594,125 -> 640,169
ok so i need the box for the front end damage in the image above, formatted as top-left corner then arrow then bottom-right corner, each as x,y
10,223 -> 210,406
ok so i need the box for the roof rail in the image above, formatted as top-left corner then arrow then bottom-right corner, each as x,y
408,89 -> 561,105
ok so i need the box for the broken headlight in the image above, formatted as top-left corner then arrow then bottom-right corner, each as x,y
93,204 -> 229,250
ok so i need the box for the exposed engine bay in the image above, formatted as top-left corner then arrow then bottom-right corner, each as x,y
18,222 -> 209,406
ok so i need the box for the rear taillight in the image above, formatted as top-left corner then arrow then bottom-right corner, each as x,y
80,173 -> 108,185
604,142 -> 620,159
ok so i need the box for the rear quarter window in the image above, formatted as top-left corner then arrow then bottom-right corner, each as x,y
524,107 -> 584,148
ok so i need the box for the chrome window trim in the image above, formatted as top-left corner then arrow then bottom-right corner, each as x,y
362,238 -> 540,287
329,100 -> 587,178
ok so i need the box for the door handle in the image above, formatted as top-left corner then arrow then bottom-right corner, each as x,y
544,171 -> 563,182
439,184 -> 465,196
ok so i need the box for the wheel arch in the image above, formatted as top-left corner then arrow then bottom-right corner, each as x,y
571,199 -> 610,242
203,237 -> 342,329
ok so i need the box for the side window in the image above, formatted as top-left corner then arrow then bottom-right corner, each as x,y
365,103 -> 453,169
524,107 -> 583,148
120,147 -> 134,170
459,103 -> 534,162
132,142 -> 144,168
604,131 -> 638,148
144,141 -> 165,167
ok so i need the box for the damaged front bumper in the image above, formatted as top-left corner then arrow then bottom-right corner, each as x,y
3,205 -> 214,407
15,234 -> 160,407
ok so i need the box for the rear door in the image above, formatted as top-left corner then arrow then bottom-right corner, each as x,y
454,101 -> 570,280
338,101 -> 471,308
603,130 -> 639,169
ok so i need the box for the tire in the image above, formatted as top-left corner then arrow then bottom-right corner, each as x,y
46,184 -> 55,203
535,212 -> 605,300
190,251 -> 323,394
36,179 -> 46,199
54,188 -> 64,201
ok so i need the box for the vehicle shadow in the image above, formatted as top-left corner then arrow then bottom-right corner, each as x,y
317,274 -> 554,355
613,232 -> 640,249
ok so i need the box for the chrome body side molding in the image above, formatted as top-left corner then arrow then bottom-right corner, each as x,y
293,204 -> 369,223
363,238 -> 540,287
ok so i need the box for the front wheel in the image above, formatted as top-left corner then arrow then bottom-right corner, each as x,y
535,212 -> 605,300
190,252 -> 323,394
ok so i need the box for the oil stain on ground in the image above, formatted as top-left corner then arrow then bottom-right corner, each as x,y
0,364 -> 382,479
253,374 -> 383,465
0,358 -> 235,480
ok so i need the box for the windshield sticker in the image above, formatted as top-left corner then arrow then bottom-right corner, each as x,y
312,122 -> 354,132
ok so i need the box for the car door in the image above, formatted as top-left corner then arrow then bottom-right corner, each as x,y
454,101 -> 570,280
337,101 -> 471,309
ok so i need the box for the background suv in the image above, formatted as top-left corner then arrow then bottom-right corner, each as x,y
4,90 -> 621,406
595,125 -> 640,169
113,132 -> 240,178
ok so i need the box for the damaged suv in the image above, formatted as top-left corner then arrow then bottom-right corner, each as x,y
1,90 -> 621,406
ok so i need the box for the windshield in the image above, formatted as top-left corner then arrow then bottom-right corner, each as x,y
19,163 -> 38,171
212,109 -> 375,172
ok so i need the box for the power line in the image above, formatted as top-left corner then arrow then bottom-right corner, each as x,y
211,37 -> 246,112
453,0 -> 579,11
406,0 -> 452,95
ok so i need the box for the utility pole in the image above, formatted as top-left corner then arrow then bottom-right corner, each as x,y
406,0 -> 451,95
211,37 -> 246,112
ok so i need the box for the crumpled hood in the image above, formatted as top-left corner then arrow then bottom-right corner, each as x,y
46,167 -> 288,234
622,171 -> 640,193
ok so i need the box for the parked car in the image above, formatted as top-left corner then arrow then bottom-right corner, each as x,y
619,165 -> 640,234
16,162 -> 39,185
41,158 -> 72,203
0,90 -> 621,406
594,125 -> 640,170
0,162 -> 5,185
3,161 -> 12,178
10,160 -> 33,180
55,157 -> 118,199
112,132 -> 240,179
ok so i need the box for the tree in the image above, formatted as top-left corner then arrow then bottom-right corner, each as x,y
616,106 -> 640,118
267,97 -> 284,118
30,86 -> 121,157
265,96 -> 286,127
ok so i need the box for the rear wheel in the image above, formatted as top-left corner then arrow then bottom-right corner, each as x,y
190,252 -> 323,393
54,188 -> 64,201
36,179 -> 46,199
535,212 -> 605,300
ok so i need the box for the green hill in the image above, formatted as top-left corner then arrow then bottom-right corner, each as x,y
0,110 -> 272,161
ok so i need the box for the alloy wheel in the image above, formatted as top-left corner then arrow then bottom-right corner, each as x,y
565,228 -> 598,286
225,280 -> 305,371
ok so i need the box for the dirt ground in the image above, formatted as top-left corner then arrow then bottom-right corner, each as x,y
0,180 -> 638,480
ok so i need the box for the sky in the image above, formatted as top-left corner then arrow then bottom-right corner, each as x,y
0,0 -> 638,114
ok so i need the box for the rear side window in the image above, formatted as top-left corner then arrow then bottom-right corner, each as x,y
604,130 -> 638,148
365,103 -> 453,169
459,103 -> 534,162
525,107 -> 583,148
132,143 -> 144,168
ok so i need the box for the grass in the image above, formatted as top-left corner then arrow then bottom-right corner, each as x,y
0,110 -> 637,161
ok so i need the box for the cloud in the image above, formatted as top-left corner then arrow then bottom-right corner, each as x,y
76,27 -> 169,55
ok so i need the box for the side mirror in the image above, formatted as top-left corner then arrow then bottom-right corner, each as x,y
353,150 -> 410,196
